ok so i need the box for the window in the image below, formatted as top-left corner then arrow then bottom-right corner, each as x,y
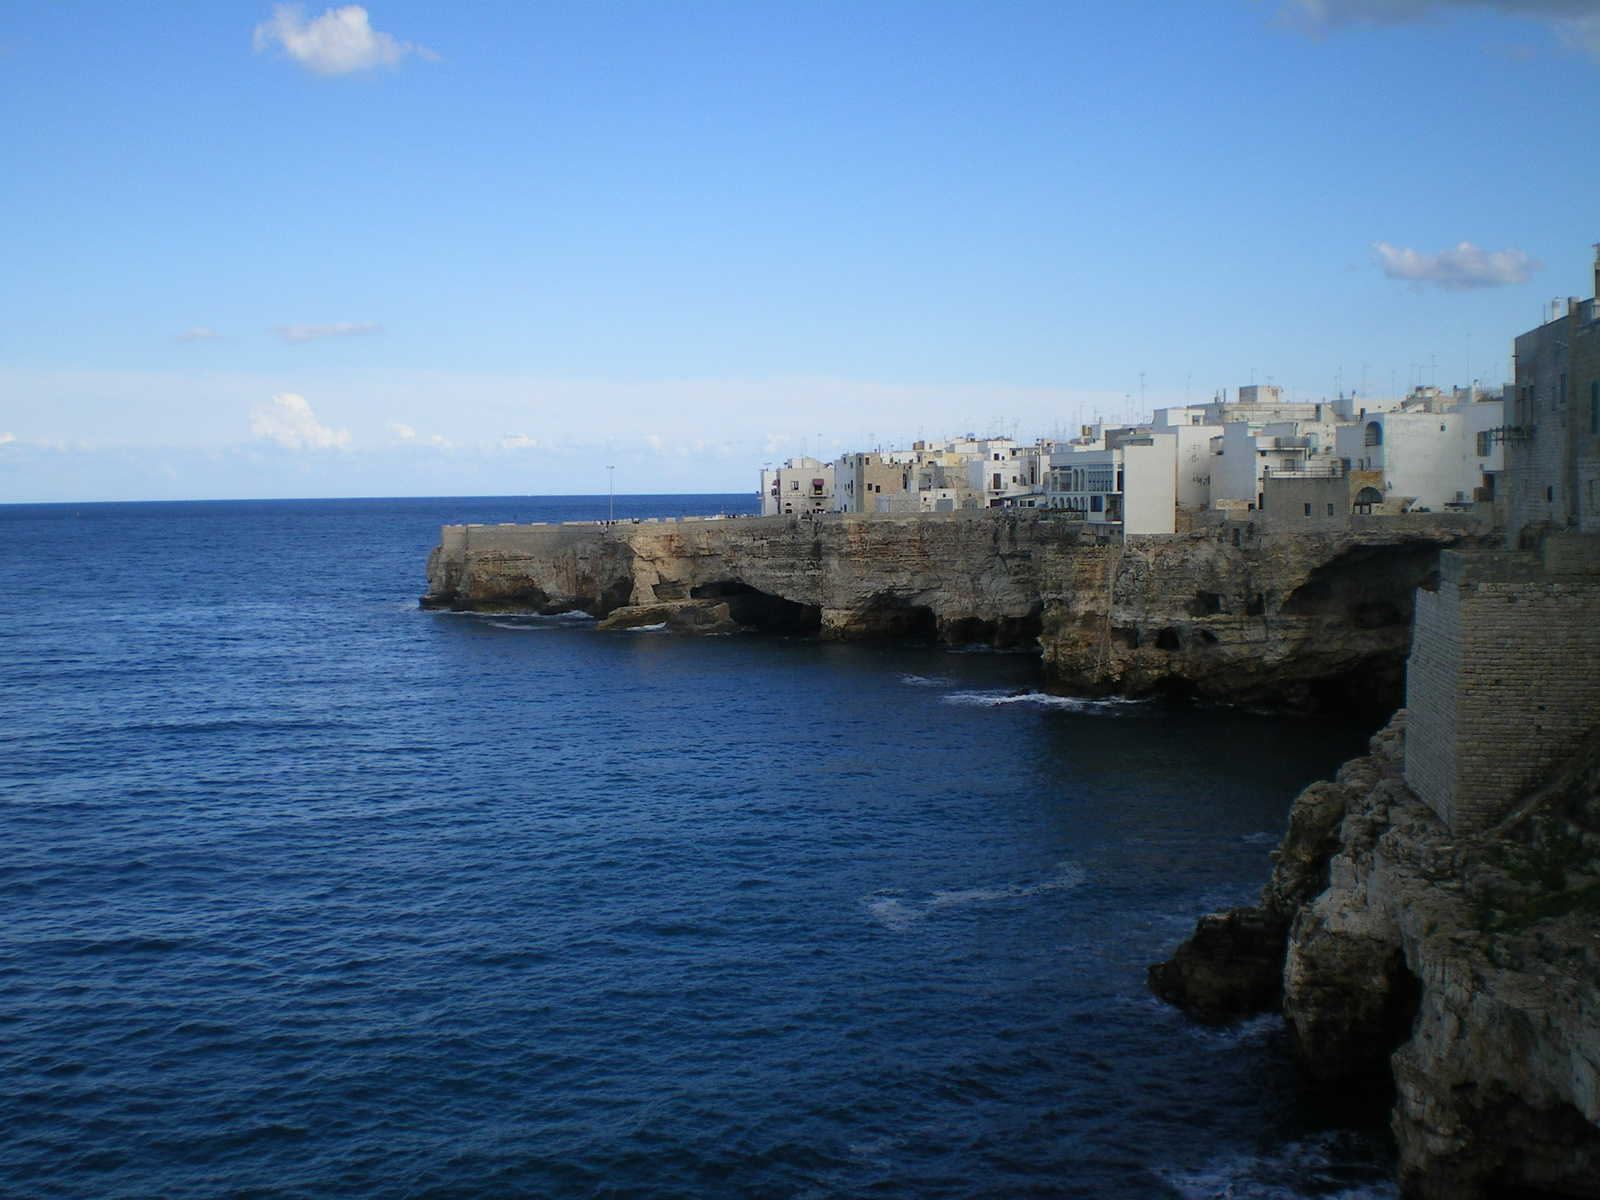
992,474 -> 1002,491
1303,503 -> 1312,516
1364,422 -> 1383,447
1548,485 -> 1555,503
1353,486 -> 1383,515
1477,431 -> 1492,456
789,480 -> 799,491
1327,503 -> 1335,516
1090,495 -> 1103,512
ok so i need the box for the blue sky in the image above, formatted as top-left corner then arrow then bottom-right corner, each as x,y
1,0 -> 1597,501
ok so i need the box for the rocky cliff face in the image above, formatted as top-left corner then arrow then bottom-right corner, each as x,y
423,510 -> 1484,712
1152,716 -> 1600,1198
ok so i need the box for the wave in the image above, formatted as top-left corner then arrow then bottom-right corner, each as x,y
941,689 -> 1148,714
1151,1131 -> 1397,1200
865,863 -> 1085,932
899,674 -> 956,687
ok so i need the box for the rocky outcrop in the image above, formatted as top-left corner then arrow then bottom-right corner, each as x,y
423,510 -> 1487,712
1152,716 -> 1600,1198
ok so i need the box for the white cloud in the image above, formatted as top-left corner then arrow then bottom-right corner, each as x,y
499,434 -> 541,449
1372,240 -> 1542,289
249,393 -> 351,450
272,321 -> 382,344
0,432 -> 14,445
390,422 -> 416,439
177,327 -> 221,342
252,4 -> 424,76
1278,0 -> 1600,60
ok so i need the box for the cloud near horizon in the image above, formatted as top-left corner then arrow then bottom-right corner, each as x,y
272,321 -> 382,344
177,327 -> 221,342
1373,240 -> 1542,289
253,4 -> 428,76
1278,0 -> 1600,59
249,393 -> 351,450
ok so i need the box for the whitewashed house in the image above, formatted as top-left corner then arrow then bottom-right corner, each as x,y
760,457 -> 835,516
1045,432 -> 1177,535
1334,388 -> 1505,511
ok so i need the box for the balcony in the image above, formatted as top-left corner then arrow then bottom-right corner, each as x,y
1263,460 -> 1346,480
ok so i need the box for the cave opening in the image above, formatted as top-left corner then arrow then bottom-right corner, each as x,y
843,595 -> 940,640
689,581 -> 822,634
938,611 -> 1043,649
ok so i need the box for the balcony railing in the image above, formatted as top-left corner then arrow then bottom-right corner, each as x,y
1263,460 -> 1346,480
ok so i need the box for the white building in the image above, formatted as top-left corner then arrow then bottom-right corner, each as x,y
1151,407 -> 1223,509
1209,417 -> 1343,510
1334,387 -> 1505,511
1045,432 -> 1177,535
760,457 -> 834,516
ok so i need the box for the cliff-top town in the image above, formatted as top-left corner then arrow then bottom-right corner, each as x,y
761,248 -> 1600,542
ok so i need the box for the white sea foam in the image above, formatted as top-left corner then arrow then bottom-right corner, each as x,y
628,622 -> 668,632
1241,831 -> 1279,845
1151,1132 -> 1397,1200
899,673 -> 956,688
941,689 -> 1146,714
865,863 -> 1085,932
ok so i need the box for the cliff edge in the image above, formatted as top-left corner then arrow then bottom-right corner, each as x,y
1151,714 -> 1600,1198
423,510 -> 1486,713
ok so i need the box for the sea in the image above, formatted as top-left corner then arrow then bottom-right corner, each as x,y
1,495 -> 1398,1199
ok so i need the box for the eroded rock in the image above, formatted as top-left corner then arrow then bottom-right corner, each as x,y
1152,712 -> 1600,1197
424,511 -> 1487,709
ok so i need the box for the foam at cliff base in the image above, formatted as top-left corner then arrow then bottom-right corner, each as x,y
940,689 -> 1148,714
1151,1131 -> 1396,1200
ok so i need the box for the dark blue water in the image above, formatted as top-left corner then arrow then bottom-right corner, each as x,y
1,496 -> 1395,1199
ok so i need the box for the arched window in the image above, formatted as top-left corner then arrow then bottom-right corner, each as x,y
1364,421 -> 1383,447
1352,486 -> 1383,515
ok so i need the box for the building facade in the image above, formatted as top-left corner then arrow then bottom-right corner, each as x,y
760,457 -> 835,516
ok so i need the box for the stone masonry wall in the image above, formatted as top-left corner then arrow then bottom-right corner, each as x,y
1406,543 -> 1600,833
1405,577 -> 1463,830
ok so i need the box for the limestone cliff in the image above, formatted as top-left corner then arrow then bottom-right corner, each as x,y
423,510 -> 1485,712
1152,716 -> 1600,1198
